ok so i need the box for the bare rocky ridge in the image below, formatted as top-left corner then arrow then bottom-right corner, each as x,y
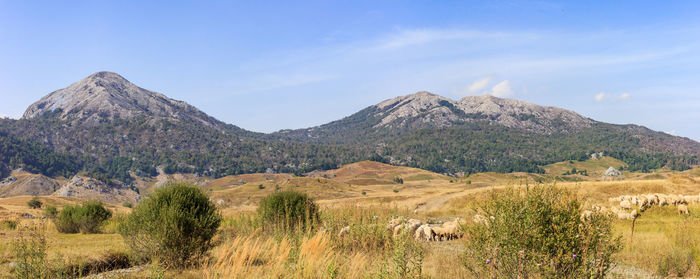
0,170 -> 59,197
373,92 -> 593,133
0,170 -> 139,203
22,71 -> 225,129
52,175 -> 139,203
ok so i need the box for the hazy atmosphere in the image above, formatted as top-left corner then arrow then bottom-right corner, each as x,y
2,1 -> 700,278
1,1 -> 699,140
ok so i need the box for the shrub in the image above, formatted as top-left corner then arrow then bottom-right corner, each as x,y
258,184 -> 265,189
122,202 -> 133,208
462,185 -> 621,278
54,206 -> 80,233
27,197 -> 42,209
43,206 -> 58,218
393,177 -> 404,184
393,189 -> 399,193
258,190 -> 319,232
118,182 -> 221,268
54,201 -> 112,234
1,219 -> 17,230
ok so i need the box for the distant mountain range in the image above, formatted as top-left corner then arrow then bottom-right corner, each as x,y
1,72 -> 697,186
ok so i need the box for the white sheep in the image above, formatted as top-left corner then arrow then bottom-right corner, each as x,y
678,204 -> 690,216
620,200 -> 632,210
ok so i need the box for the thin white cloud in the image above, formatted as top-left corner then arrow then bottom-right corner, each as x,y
665,130 -> 676,136
618,93 -> 631,99
372,28 -> 514,51
489,80 -> 513,97
595,93 -> 606,102
468,77 -> 492,93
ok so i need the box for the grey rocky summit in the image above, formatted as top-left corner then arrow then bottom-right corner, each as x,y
605,167 -> 622,176
372,91 -> 594,133
22,71 -> 223,128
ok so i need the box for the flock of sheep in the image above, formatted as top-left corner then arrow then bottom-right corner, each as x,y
593,193 -> 699,220
337,217 -> 465,241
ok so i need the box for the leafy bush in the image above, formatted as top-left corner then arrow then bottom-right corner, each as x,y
118,182 -> 221,268
43,206 -> 58,218
122,202 -> 133,208
54,201 -> 112,234
258,190 -> 319,232
1,219 -> 17,230
27,197 -> 42,209
462,185 -> 621,278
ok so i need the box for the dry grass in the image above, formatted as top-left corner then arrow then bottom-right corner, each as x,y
0,163 -> 698,278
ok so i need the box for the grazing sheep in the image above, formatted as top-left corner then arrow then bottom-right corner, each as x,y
423,226 -> 435,241
406,219 -> 422,236
620,200 -> 632,210
432,227 -> 447,241
658,196 -> 669,206
678,204 -> 690,216
393,224 -> 405,237
386,218 -> 403,232
616,209 -> 638,220
414,224 -> 435,241
338,226 -> 350,238
631,196 -> 639,206
670,194 -> 681,205
414,224 -> 427,240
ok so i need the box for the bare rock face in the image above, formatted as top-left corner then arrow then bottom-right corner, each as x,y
372,92 -> 593,133
22,71 -> 222,128
53,175 -> 140,203
0,172 -> 59,197
374,92 -> 456,128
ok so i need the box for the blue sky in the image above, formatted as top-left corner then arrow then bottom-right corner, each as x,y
1,1 -> 699,140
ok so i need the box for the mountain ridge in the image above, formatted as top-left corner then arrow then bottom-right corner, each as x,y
1,71 -> 698,188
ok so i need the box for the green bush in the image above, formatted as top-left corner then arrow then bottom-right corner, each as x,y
258,190 -> 319,232
27,197 -> 42,209
43,206 -> 58,218
54,201 -> 112,234
122,202 -> 133,208
462,185 -> 621,278
0,219 -> 17,230
118,182 -> 221,268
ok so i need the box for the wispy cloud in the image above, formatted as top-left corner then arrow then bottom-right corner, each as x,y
371,28 -> 515,51
488,80 -> 513,97
595,93 -> 606,101
618,93 -> 631,100
468,77 -> 492,93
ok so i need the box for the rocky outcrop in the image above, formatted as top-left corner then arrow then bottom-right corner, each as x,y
0,171 -> 59,197
22,71 -> 225,129
372,92 -> 593,133
52,175 -> 140,203
605,167 -> 622,177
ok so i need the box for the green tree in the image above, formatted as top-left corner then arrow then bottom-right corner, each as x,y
118,182 -> 221,268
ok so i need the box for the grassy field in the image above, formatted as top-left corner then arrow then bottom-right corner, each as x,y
0,162 -> 699,278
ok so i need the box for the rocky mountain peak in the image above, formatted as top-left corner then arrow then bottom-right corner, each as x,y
22,71 -> 223,128
371,92 -> 593,133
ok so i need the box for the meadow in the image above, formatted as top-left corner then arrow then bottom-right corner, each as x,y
0,160 -> 699,278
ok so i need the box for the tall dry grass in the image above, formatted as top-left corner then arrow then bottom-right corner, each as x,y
204,231 -> 375,279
